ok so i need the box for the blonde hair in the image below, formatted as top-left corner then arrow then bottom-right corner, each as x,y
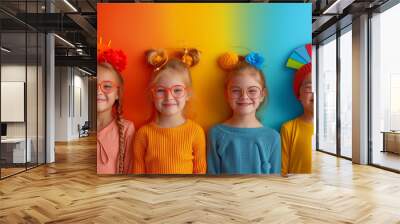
98,62 -> 126,174
225,62 -> 267,89
150,59 -> 193,87
219,56 -> 269,110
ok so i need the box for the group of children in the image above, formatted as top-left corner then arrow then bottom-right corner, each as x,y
96,45 -> 314,176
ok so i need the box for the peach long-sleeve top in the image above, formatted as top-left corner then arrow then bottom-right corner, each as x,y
97,119 -> 135,174
133,119 -> 207,174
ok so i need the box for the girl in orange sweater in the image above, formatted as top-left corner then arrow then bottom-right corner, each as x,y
133,48 -> 206,174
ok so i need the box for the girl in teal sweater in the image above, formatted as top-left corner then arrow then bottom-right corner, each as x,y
207,52 -> 281,175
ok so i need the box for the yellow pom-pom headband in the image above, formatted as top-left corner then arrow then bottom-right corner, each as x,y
180,48 -> 201,67
146,48 -> 201,71
218,51 -> 265,71
218,52 -> 241,70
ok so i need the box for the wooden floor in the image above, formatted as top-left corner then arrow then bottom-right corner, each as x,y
1,163 -> 45,178
372,151 -> 400,171
0,167 -> 26,178
1,136 -> 400,223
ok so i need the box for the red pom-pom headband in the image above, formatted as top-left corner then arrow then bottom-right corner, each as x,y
97,37 -> 127,74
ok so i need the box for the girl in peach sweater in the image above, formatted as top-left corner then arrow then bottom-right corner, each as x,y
97,44 -> 135,174
133,48 -> 206,174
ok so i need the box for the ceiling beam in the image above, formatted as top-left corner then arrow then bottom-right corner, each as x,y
67,14 -> 97,38
55,55 -> 96,71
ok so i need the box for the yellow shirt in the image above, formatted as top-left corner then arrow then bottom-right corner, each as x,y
133,119 -> 206,174
280,117 -> 314,175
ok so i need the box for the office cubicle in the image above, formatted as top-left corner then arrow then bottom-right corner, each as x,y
0,1 -> 46,179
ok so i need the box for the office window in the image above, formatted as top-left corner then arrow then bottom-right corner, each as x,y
339,28 -> 352,158
371,3 -> 400,171
317,36 -> 337,154
312,45 -> 317,151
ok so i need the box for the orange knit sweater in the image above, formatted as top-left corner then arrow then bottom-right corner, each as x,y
133,119 -> 207,174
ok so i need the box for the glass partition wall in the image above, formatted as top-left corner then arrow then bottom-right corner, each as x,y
0,2 -> 46,179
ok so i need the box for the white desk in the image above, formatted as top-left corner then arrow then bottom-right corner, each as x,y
1,138 -> 32,163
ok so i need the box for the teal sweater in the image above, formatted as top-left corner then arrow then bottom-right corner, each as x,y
207,124 -> 281,174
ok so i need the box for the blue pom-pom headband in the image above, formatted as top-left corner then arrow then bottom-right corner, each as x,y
245,52 -> 265,69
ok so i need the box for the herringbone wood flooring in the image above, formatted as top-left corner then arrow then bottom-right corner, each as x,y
0,136 -> 399,224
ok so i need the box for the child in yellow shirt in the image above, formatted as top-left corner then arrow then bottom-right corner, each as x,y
133,48 -> 206,174
281,62 -> 314,176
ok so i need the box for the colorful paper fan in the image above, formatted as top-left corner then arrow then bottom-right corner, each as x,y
286,44 -> 312,70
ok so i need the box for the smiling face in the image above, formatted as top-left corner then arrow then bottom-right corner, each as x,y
97,64 -> 121,114
151,69 -> 190,117
226,68 -> 266,116
298,73 -> 313,114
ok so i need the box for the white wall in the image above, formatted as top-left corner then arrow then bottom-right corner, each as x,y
72,73 -> 89,138
54,67 -> 89,141
55,66 -> 70,141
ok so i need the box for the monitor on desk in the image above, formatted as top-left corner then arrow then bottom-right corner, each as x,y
1,123 -> 7,138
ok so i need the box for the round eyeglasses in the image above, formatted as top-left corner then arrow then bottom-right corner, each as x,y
151,85 -> 187,99
228,86 -> 263,99
97,81 -> 119,94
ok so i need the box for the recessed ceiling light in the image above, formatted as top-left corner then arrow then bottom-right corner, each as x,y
77,67 -> 93,76
63,0 -> 78,12
54,34 -> 75,48
322,0 -> 347,14
1,47 -> 11,53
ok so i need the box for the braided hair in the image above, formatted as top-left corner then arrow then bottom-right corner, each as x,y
98,62 -> 126,174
